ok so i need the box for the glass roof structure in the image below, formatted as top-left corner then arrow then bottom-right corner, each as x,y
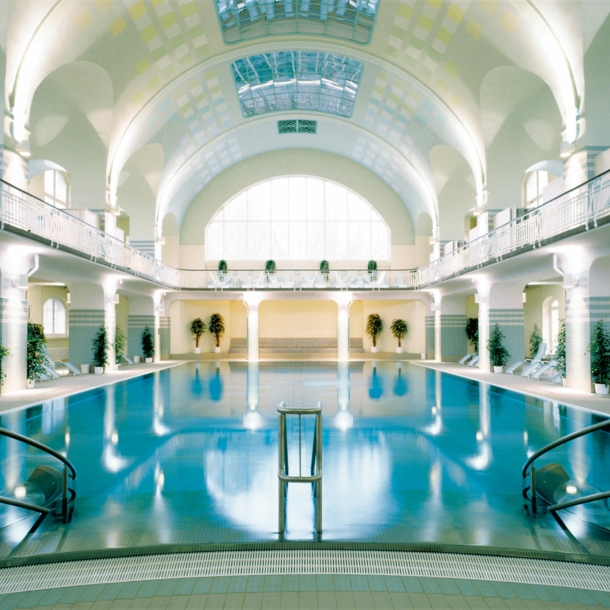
215,0 -> 379,45
232,51 -> 363,118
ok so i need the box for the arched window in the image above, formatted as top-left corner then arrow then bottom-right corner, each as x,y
523,170 -> 559,209
206,176 -> 390,261
542,297 -> 559,350
44,171 -> 68,208
43,298 -> 66,335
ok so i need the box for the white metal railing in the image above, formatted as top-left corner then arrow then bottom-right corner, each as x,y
0,180 -> 180,288
2,170 -> 610,292
418,170 -> 610,287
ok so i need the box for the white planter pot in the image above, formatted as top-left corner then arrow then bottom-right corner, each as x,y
214,346 -> 221,354
371,346 -> 378,353
561,378 -> 567,387
396,347 -> 403,354
146,357 -> 153,364
80,364 -> 90,374
94,367 -> 104,375
133,356 -> 140,363
494,366 -> 503,373
421,352 -> 426,360
594,383 -> 609,395
194,347 -> 201,354
27,379 -> 35,389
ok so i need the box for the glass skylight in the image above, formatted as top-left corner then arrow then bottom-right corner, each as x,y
206,176 -> 390,261
232,51 -> 363,117
215,1 -> 379,45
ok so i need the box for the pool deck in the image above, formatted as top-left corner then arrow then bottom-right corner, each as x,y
2,356 -> 609,418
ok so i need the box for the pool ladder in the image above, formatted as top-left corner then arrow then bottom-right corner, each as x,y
278,401 -> 322,536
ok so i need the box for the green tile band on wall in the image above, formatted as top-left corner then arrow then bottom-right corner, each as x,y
440,314 -> 466,361
68,309 -> 106,366
489,309 -> 524,364
128,315 -> 156,358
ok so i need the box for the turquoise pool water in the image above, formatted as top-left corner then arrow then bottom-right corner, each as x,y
1,362 -> 609,559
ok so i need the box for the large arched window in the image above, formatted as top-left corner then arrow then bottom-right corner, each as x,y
43,298 -> 66,335
206,177 -> 390,261
44,170 -> 69,208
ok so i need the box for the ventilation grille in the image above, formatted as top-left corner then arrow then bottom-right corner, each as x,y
1,550 -> 610,594
278,120 -> 317,134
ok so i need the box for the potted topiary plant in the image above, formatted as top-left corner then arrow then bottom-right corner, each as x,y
390,318 -> 408,354
209,313 -> 225,353
218,259 -> 227,276
0,344 -> 9,393
466,317 -> 478,354
27,323 -> 47,387
115,326 -> 126,365
555,319 -> 567,385
487,324 -> 510,373
142,326 -> 155,363
587,319 -> 610,394
265,260 -> 276,273
190,318 -> 206,354
529,323 -> 542,358
366,314 -> 384,353
92,326 -> 109,374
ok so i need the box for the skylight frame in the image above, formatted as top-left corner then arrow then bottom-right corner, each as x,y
232,51 -> 363,118
214,0 -> 379,45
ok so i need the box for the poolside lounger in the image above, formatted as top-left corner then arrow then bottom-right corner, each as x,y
281,275 -> 295,289
254,271 -> 267,288
459,354 -> 475,365
41,345 -> 81,376
506,342 -> 546,375
334,272 -> 348,289
267,272 -> 281,288
120,354 -> 134,365
467,354 -> 479,367
301,275 -> 315,288
42,363 -> 61,379
209,272 -> 232,290
314,273 -> 327,288
61,361 -> 82,375
552,373 -> 563,384
532,359 -> 557,380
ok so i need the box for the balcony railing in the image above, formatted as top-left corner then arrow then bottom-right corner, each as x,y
2,169 -> 610,292
0,179 -> 180,288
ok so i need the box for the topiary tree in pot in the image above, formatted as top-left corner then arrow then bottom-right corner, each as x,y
209,313 -> 225,353
366,314 -> 384,353
218,260 -> 227,274
555,319 -> 567,384
141,326 -> 155,363
587,319 -> 610,394
92,326 -> 110,374
529,323 -> 543,358
0,345 -> 9,392
27,322 -> 47,386
390,318 -> 408,353
466,317 -> 479,353
190,318 -> 206,354
114,326 -> 126,365
265,260 -> 276,273
368,260 -> 377,281
487,324 -> 510,373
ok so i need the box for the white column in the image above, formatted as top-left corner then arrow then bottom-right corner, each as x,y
104,292 -> 117,371
244,294 -> 263,362
336,294 -> 352,362
477,294 -> 490,373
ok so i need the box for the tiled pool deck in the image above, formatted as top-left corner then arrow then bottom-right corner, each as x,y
3,575 -> 610,609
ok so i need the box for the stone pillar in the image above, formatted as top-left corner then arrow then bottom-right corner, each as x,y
127,295 -> 155,360
243,294 -> 263,362
159,316 -> 171,359
488,281 -> 526,368
0,250 -> 34,391
438,295 -> 467,362
104,291 -> 117,371
476,290 -> 491,373
67,281 -> 106,370
425,314 -> 435,359
335,294 -> 352,362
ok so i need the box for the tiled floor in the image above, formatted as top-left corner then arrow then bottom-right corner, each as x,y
2,575 -> 610,609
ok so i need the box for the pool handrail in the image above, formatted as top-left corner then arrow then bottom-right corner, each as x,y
0,426 -> 77,523
547,490 -> 610,514
0,495 -> 50,533
521,418 -> 610,514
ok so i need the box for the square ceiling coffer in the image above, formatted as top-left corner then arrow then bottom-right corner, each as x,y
278,120 -> 317,134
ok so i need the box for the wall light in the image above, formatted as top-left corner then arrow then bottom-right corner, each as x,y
522,293 -> 527,303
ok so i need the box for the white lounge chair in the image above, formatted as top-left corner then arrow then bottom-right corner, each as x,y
254,271 -> 267,288
42,363 -> 61,379
281,275 -> 295,289
334,272 -> 348,289
467,354 -> 479,367
209,271 -> 232,290
120,354 -> 134,365
506,342 -> 546,375
42,345 -> 81,376
459,354 -> 475,365
532,359 -> 557,380
314,273 -> 327,288
267,272 -> 281,288
301,275 -> 315,288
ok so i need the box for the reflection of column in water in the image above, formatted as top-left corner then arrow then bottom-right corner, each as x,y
466,382 -> 492,470
568,408 -> 590,485
1,411 -> 26,493
153,373 -> 169,436
102,385 -> 127,472
424,370 -> 442,435
244,362 -> 264,430
209,362 -> 223,401
42,399 -> 65,434
335,361 -> 353,430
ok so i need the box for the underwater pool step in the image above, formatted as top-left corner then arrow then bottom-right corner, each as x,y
1,550 -> 610,594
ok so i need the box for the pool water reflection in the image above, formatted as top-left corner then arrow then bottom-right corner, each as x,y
1,361 -> 609,558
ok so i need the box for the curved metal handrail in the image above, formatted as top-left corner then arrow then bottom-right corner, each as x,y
522,418 -> 610,479
521,418 -> 610,514
0,426 -> 76,523
548,490 -> 610,513
0,427 -> 76,480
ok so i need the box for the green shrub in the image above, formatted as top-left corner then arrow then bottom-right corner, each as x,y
487,324 -> 510,367
92,326 -> 110,370
587,319 -> 610,385
190,318 -> 206,348
390,319 -> 408,348
27,323 -> 47,380
114,327 -> 126,365
141,327 -> 155,359
529,323 -> 543,358
366,314 -> 384,348
209,313 -> 225,348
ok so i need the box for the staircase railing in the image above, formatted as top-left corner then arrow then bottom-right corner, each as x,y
522,418 -> 610,514
0,426 -> 77,523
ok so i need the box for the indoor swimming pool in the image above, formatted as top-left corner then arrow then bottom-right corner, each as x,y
0,362 -> 609,560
